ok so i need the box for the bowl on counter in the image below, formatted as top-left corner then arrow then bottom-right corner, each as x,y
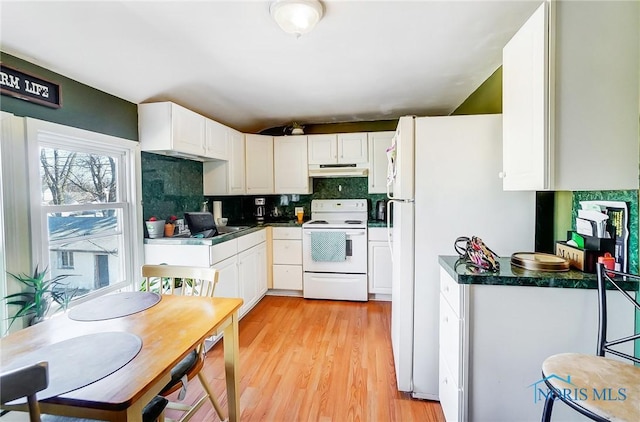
216,218 -> 228,227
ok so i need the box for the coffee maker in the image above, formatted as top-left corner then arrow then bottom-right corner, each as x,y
254,197 -> 266,224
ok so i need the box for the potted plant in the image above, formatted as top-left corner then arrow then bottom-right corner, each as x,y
4,266 -> 76,330
290,122 -> 304,135
145,216 -> 165,238
140,274 -> 195,295
164,215 -> 178,237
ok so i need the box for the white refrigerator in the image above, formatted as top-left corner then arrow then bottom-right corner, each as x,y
387,114 -> 536,399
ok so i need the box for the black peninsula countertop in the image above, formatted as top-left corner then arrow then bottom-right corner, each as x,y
438,255 -> 637,290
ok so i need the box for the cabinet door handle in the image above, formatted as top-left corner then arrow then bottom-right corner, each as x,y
443,316 -> 448,323
444,285 -> 449,292
498,171 -> 506,179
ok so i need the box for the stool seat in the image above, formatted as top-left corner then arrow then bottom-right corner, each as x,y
542,353 -> 640,421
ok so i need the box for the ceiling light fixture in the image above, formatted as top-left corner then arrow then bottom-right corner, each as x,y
270,0 -> 324,38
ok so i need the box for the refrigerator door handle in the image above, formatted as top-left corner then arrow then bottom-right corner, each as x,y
386,198 -> 415,261
386,202 -> 394,261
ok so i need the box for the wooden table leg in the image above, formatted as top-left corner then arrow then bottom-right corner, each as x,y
223,311 -> 240,422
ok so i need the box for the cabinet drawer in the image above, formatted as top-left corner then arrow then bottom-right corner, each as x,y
272,227 -> 302,240
144,244 -> 211,267
237,229 -> 266,252
439,293 -> 462,385
273,240 -> 302,265
439,354 -> 461,422
210,239 -> 238,265
368,227 -> 390,242
272,265 -> 303,290
440,267 -> 461,317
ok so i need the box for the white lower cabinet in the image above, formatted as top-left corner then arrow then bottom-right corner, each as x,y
271,227 -> 303,291
439,268 -> 467,422
214,255 -> 240,299
143,229 -> 267,319
438,262 -> 636,421
367,227 -> 392,297
272,265 -> 303,290
238,242 -> 267,316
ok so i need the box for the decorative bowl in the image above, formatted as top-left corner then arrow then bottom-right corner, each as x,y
216,218 -> 228,227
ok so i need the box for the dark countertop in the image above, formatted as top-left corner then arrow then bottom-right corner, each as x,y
438,255 -> 637,290
144,225 -> 266,246
145,220 -> 386,246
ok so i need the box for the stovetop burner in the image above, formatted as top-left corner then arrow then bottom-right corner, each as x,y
304,199 -> 368,230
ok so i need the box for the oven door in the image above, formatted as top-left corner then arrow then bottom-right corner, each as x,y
302,228 -> 367,274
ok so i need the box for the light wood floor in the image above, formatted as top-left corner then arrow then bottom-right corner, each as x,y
170,295 -> 445,421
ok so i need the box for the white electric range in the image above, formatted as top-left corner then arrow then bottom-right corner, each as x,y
302,199 -> 368,301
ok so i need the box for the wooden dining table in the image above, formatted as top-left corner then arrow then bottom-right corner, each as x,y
0,294 -> 243,422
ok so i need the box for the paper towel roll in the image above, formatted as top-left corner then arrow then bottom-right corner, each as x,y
213,201 -> 223,222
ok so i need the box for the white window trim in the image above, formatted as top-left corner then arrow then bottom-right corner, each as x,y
1,112 -> 33,334
25,117 -> 143,304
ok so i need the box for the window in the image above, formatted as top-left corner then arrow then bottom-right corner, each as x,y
58,251 -> 74,269
26,118 -> 142,301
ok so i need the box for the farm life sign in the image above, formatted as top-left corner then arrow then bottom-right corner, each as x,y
0,63 -> 61,108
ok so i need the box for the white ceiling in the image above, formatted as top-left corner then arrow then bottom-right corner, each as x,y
0,0 -> 542,133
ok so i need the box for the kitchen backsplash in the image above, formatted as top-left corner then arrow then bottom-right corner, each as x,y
207,177 -> 387,223
141,152 -> 203,220
141,154 -> 386,222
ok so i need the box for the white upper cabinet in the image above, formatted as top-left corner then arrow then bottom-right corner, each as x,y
308,134 -> 337,164
245,134 -> 274,194
227,129 -> 246,194
274,135 -> 311,194
205,119 -> 228,160
502,0 -> 639,191
203,129 -> 245,195
368,131 -> 394,193
337,133 -> 368,164
139,102 -> 206,158
308,133 -> 368,164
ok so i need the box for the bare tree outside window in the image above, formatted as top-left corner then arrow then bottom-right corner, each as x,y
40,148 -> 118,211
69,155 -> 117,204
40,148 -> 76,206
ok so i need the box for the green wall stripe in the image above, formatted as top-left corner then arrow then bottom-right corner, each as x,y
0,52 -> 138,141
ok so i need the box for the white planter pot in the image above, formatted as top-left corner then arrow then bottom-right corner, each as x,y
145,221 -> 165,238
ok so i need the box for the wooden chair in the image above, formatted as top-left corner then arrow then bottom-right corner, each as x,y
540,263 -> 640,421
0,363 -> 168,422
0,361 -> 48,422
141,265 -> 226,422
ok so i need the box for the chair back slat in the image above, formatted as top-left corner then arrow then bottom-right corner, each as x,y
141,265 -> 219,298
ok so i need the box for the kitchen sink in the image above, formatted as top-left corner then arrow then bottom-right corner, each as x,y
216,226 -> 250,235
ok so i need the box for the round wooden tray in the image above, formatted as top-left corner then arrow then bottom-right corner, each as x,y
510,252 -> 570,272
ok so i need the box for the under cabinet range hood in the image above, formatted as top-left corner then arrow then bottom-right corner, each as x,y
308,163 -> 369,178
